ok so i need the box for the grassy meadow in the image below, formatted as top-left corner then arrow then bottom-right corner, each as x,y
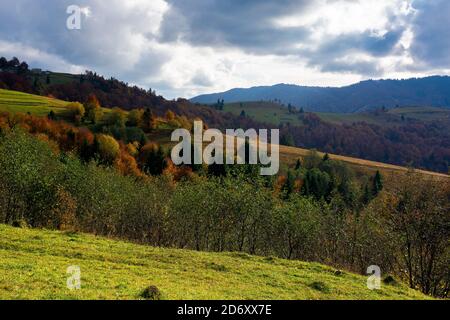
222,101 -> 450,127
0,89 -> 70,116
223,101 -> 302,126
0,224 -> 431,300
317,106 -> 450,125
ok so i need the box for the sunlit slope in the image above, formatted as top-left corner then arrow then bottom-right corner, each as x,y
279,144 -> 449,179
0,89 -> 70,116
0,225 -> 431,300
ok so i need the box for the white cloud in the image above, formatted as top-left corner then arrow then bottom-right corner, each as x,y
0,40 -> 86,74
0,0 -> 449,98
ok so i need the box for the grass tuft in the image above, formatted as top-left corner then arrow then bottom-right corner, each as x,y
140,286 -> 162,300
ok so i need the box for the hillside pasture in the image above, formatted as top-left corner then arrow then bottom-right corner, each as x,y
0,224 -> 431,300
0,89 -> 70,117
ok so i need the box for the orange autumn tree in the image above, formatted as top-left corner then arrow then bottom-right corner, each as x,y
115,142 -> 143,177
84,94 -> 103,124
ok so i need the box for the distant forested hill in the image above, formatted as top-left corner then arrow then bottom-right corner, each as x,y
191,76 -> 450,113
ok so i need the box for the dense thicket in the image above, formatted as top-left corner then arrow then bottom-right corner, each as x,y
280,113 -> 450,173
0,129 -> 448,297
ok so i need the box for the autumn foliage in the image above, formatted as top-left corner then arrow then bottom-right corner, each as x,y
0,111 -> 196,181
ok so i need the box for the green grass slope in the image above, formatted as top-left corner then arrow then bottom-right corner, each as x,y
317,106 -> 450,126
223,101 -> 450,127
0,224 -> 430,300
33,71 -> 80,88
223,101 -> 302,126
0,89 -> 70,116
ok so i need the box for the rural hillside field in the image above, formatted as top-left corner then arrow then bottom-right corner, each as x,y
0,89 -> 69,116
221,101 -> 450,127
0,225 -> 431,300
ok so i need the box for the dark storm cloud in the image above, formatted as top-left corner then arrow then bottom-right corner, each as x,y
319,60 -> 383,76
158,0 -> 411,76
410,0 -> 450,69
159,0 -> 312,54
305,29 -> 404,75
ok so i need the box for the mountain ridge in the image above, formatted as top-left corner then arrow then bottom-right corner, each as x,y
191,76 -> 450,113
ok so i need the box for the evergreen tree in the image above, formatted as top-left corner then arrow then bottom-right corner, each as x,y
280,133 -> 295,147
283,170 -> 296,198
295,159 -> 301,170
47,110 -> 56,121
302,168 -> 331,200
372,170 -> 383,196
362,183 -> 372,204
142,144 -> 167,175
142,108 -> 156,132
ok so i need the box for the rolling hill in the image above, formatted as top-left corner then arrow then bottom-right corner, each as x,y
191,76 -> 450,113
0,88 -> 448,179
0,88 -> 70,117
278,144 -> 449,179
0,224 -> 431,300
221,101 -> 450,127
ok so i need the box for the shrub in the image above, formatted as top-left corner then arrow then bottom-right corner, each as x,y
67,102 -> 85,123
140,286 -> 162,300
0,130 -> 62,227
96,134 -> 120,165
309,281 -> 329,293
127,109 -> 144,127
106,107 -> 127,127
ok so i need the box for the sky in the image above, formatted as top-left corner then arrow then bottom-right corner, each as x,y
0,0 -> 449,99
